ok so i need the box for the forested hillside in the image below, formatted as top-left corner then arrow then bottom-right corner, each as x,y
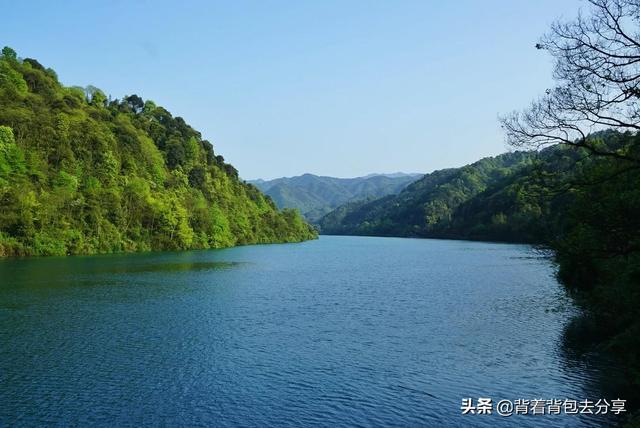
319,152 -> 534,237
0,47 -> 316,256
250,173 -> 420,223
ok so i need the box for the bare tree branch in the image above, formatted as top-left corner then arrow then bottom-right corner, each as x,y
503,0 -> 640,164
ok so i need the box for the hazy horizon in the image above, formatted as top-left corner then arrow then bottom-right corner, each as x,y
3,0 -> 582,180
247,171 -> 424,181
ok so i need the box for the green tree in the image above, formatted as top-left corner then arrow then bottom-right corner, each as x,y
0,47 -> 316,258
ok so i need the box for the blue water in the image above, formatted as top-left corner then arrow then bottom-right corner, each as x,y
0,236 -> 627,426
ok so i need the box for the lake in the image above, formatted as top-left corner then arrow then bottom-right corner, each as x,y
0,236 -> 629,427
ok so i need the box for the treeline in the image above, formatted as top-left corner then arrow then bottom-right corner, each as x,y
250,173 -> 420,223
319,151 -> 536,238
0,47 -> 316,256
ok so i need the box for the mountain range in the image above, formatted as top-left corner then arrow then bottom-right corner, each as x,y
317,134 -> 632,243
249,173 -> 421,223
318,152 -> 535,238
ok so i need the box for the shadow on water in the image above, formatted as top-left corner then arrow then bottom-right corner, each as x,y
559,312 -> 640,426
74,260 -> 243,275
0,253 -> 249,315
0,251 -> 246,292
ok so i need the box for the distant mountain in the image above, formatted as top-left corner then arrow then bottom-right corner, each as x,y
318,152 -> 535,237
249,173 -> 422,223
318,134 -> 637,244
362,172 -> 422,179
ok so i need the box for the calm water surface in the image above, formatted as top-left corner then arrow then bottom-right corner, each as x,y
0,236 -> 628,427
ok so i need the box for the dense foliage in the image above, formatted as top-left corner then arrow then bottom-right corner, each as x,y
500,0 -> 640,402
0,47 -> 316,256
548,134 -> 640,387
319,152 -> 534,237
250,173 -> 420,223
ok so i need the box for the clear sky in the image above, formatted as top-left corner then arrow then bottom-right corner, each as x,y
2,0 -> 582,179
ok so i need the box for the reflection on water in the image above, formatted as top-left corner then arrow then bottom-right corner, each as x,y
0,236 -> 634,427
0,253 -> 244,285
559,312 -> 639,424
78,260 -> 244,275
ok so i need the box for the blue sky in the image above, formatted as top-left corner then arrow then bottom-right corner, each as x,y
2,0 -> 582,179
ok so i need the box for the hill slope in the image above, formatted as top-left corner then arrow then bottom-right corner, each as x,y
319,152 -> 534,237
0,47 -> 316,256
250,173 -> 421,223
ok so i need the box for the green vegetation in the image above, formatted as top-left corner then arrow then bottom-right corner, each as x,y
250,173 -> 420,223
319,152 -> 535,237
0,47 -> 316,257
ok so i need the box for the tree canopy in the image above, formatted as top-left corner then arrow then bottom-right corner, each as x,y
502,0 -> 640,165
0,47 -> 316,256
